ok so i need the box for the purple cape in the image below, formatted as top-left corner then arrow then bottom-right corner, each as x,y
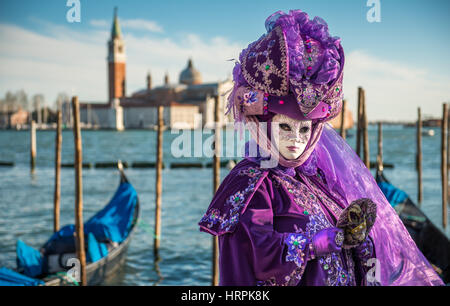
198,124 -> 444,286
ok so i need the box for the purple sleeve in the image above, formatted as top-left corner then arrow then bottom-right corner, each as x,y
218,180 -> 310,286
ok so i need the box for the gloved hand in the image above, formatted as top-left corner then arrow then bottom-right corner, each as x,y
311,227 -> 344,257
284,228 -> 344,266
353,236 -> 374,262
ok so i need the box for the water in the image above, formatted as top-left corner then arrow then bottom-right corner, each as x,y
0,125 -> 449,285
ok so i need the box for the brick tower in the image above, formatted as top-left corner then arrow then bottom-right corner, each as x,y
108,7 -> 126,104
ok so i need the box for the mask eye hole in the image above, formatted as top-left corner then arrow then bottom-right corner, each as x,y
279,123 -> 291,131
300,126 -> 310,134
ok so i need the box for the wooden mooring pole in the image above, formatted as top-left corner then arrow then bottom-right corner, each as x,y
340,99 -> 347,139
154,105 -> 164,257
417,108 -> 423,205
356,87 -> 364,157
212,95 -> 221,286
362,93 -> 370,169
377,122 -> 383,171
441,103 -> 448,229
30,120 -> 36,171
53,110 -> 62,232
72,96 -> 87,286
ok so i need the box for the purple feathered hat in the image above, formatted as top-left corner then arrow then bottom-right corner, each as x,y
227,10 -> 345,124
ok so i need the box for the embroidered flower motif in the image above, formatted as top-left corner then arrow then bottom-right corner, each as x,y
242,90 -> 258,105
301,84 -> 322,108
241,167 -> 262,178
227,191 -> 245,208
200,208 -> 222,228
285,233 -> 308,268
318,252 -> 353,286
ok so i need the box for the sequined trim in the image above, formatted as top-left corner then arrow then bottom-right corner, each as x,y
302,39 -> 322,80
319,253 -> 350,286
302,175 -> 344,220
316,72 -> 344,122
271,172 -> 325,216
256,265 -> 307,287
335,231 -> 344,247
290,66 -> 344,121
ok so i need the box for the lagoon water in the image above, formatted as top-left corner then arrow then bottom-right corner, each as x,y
0,125 -> 449,285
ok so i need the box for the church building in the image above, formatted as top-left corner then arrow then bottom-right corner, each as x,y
77,8 -> 233,130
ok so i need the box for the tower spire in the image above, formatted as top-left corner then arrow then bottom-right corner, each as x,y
111,6 -> 122,39
108,7 -> 126,102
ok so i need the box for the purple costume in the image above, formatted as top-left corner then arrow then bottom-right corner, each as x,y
198,10 -> 444,286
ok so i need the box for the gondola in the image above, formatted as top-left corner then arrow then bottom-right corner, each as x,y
0,162 -> 140,286
376,168 -> 450,284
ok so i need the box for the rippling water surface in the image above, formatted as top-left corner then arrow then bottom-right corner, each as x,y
0,125 -> 448,285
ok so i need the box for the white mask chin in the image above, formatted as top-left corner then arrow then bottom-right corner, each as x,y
271,114 -> 312,161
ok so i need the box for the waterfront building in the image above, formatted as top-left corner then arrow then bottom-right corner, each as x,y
79,8 -> 232,130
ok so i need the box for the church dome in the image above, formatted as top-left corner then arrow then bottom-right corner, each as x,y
179,59 -> 202,85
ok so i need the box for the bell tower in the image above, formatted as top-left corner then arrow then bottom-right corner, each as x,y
108,7 -> 126,104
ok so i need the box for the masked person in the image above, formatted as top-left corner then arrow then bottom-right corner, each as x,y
198,10 -> 444,286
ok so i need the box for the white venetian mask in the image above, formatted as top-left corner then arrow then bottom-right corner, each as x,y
271,114 -> 312,160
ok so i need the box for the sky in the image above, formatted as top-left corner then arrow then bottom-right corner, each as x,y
0,0 -> 449,121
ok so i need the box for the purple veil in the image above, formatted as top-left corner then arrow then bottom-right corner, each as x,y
315,123 -> 444,286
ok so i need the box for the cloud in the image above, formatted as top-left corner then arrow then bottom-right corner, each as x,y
122,19 -> 164,33
0,23 -> 107,104
90,18 -> 164,33
0,21 -> 243,106
90,19 -> 109,28
343,50 -> 450,121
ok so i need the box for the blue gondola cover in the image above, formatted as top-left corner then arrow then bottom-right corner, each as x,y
16,240 -> 43,278
377,181 -> 408,207
12,181 -> 137,277
85,182 -> 138,243
87,232 -> 108,263
0,267 -> 44,286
